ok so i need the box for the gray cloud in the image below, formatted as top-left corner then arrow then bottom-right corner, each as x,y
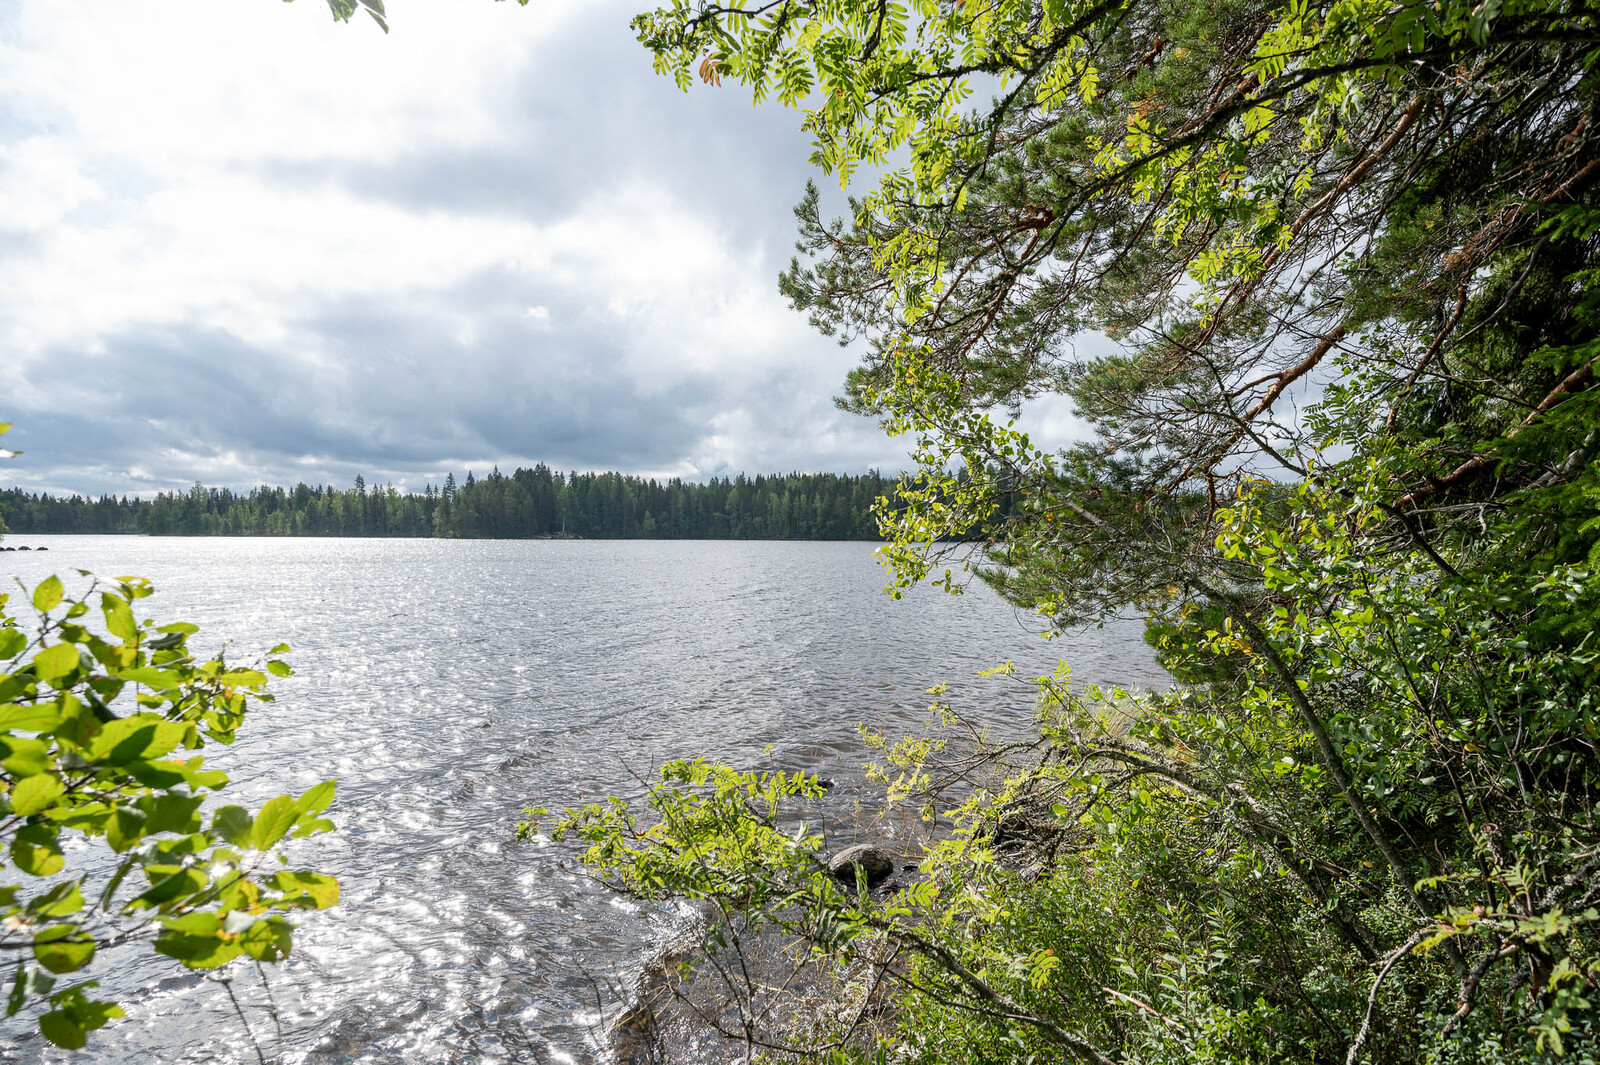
5,262 -> 885,495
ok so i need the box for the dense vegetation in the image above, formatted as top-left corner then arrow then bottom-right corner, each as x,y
542,0 -> 1600,1062
0,468 -> 895,540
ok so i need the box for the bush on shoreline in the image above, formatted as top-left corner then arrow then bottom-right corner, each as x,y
548,0 -> 1600,1059
0,571 -> 339,1050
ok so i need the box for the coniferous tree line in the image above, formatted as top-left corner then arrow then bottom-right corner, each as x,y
0,466 -> 903,539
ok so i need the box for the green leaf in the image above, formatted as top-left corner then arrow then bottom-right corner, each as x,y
10,774 -> 64,817
100,594 -> 137,643
31,577 -> 63,614
0,736 -> 52,777
32,644 -> 79,686
32,925 -> 95,974
89,717 -> 188,764
138,793 -> 203,835
251,795 -> 300,850
105,808 -> 145,853
29,884 -> 84,919
295,780 -> 336,815
0,701 -> 66,732
291,816 -> 335,839
239,917 -> 292,962
38,1009 -> 86,1049
49,802 -> 111,833
154,918 -> 243,969
274,870 -> 340,909
112,666 -> 180,690
159,912 -> 221,937
11,826 -> 64,876
212,804 -> 253,845
132,865 -> 207,908
6,963 -> 25,1018
38,990 -> 121,1048
0,628 -> 27,659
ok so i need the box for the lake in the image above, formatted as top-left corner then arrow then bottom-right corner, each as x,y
0,537 -> 1167,1063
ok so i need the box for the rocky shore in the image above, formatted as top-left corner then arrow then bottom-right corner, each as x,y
602,771 -> 919,1065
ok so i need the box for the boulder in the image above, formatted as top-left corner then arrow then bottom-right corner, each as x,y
827,843 -> 894,886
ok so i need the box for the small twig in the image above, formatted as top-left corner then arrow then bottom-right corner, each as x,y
211,973 -> 269,1065
1103,986 -> 1188,1032
1346,927 -> 1431,1065
252,960 -> 286,1062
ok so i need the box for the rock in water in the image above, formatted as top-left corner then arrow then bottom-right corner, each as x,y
827,843 -> 894,885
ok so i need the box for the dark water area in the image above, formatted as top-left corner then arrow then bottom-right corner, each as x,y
0,537 -> 1168,1063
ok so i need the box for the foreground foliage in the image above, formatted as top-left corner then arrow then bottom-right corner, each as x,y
542,0 -> 1600,1061
0,571 -> 338,1049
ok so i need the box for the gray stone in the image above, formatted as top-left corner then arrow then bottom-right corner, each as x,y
827,843 -> 894,885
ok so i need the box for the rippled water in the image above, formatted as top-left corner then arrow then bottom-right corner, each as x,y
0,537 -> 1166,1063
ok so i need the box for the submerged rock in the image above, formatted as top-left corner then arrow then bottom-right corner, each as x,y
610,1000 -> 662,1065
608,900 -> 716,1065
827,843 -> 894,885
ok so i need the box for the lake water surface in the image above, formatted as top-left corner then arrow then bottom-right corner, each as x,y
0,537 -> 1166,1063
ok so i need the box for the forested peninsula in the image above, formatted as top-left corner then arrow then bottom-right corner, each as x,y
0,467 -> 898,539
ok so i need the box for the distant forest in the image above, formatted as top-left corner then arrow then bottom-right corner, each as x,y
0,466 -> 901,539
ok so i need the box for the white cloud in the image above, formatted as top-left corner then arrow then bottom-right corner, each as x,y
0,1 -> 563,165
0,137 -> 103,233
0,2 -> 574,374
0,0 -> 1082,495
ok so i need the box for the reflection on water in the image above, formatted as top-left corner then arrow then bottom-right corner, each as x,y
0,537 -> 1167,1063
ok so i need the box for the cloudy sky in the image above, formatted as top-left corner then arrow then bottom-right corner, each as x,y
0,0 -> 1082,495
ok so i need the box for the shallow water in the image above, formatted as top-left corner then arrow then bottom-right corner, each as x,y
0,536 -> 1167,1063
